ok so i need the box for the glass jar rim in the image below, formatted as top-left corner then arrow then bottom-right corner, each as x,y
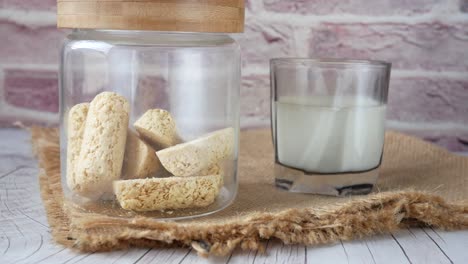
67,29 -> 238,47
270,58 -> 391,69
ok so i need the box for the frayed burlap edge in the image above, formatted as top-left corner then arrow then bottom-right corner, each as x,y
31,127 -> 468,257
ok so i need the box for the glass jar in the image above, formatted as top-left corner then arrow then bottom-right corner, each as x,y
58,1 -> 244,219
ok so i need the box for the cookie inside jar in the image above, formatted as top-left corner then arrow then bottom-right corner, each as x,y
65,91 -> 236,217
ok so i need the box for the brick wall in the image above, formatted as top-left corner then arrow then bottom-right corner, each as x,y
0,0 -> 467,151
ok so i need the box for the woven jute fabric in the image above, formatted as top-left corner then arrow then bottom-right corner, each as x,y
32,127 -> 468,256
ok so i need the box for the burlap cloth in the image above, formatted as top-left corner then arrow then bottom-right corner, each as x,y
31,127 -> 468,256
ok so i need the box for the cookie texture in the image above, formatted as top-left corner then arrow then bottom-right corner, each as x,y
199,163 -> 221,176
134,109 -> 179,149
113,174 -> 222,211
157,127 -> 235,177
75,92 -> 130,198
200,163 -> 224,188
66,103 -> 89,191
123,131 -> 160,179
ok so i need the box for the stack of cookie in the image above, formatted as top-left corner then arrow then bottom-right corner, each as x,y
66,91 -> 234,211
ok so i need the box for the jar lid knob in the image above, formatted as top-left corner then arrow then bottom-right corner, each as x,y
57,0 -> 244,33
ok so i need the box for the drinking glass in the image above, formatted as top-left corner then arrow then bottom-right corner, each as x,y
270,58 -> 391,196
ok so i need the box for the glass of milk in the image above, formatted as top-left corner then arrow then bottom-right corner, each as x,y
271,58 -> 391,196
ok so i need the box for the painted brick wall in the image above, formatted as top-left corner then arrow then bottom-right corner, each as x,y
0,0 -> 467,151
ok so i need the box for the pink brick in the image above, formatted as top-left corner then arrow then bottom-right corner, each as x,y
309,22 -> 468,71
240,19 -> 295,67
0,117 -> 56,128
0,21 -> 66,64
387,77 -> 468,123
135,75 -> 169,111
0,0 -> 56,11
4,69 -> 59,113
264,0 -> 457,15
461,0 -> 468,12
241,74 -> 270,122
245,0 -> 253,10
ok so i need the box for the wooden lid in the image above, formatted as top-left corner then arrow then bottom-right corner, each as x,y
57,0 -> 244,33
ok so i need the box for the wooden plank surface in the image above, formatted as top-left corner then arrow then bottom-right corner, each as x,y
1,128 -> 467,264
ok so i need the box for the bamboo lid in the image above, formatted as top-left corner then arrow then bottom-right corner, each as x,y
57,0 -> 244,33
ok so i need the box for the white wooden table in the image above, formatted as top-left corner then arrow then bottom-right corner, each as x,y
1,128 -> 467,264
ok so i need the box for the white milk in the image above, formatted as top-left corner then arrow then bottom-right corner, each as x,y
275,96 -> 386,173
